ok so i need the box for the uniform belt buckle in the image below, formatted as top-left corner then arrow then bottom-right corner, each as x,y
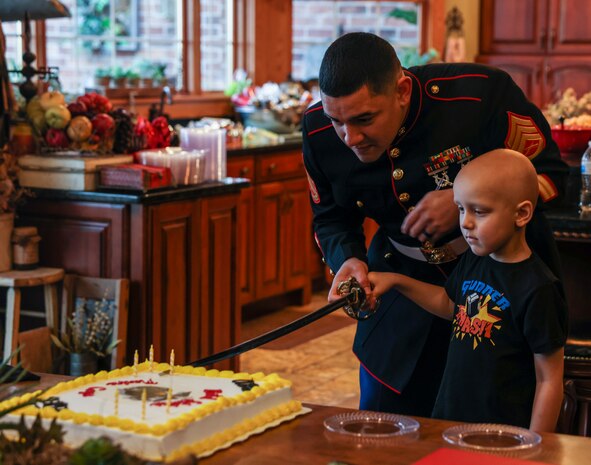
419,241 -> 457,264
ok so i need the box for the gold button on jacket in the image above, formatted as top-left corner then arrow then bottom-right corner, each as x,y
392,168 -> 404,180
399,193 -> 410,202
356,200 -> 364,208
389,148 -> 400,158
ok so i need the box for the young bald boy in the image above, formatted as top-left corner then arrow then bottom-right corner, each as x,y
369,149 -> 567,432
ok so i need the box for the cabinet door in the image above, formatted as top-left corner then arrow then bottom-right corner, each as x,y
548,0 -> 591,54
199,194 -> 241,371
282,178 -> 312,303
148,200 -> 201,365
255,182 -> 285,299
18,200 -> 127,278
477,55 -> 544,107
480,0 -> 548,54
544,56 -> 591,105
237,186 -> 256,305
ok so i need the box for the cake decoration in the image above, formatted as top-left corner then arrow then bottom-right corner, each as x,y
5,357 -> 305,462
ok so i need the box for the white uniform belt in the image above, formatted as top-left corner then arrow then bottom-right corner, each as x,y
388,236 -> 469,264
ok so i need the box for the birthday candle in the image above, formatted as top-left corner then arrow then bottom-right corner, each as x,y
114,389 -> 119,416
170,349 -> 175,373
133,350 -> 139,376
141,388 -> 147,421
166,387 -> 172,414
149,344 -> 154,371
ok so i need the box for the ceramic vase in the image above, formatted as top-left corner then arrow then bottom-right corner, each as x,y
69,352 -> 98,377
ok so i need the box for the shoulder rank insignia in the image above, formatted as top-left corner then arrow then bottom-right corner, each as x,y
505,112 -> 546,160
305,168 -> 321,204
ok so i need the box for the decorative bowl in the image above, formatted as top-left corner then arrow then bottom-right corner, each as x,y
235,105 -> 303,134
551,126 -> 591,154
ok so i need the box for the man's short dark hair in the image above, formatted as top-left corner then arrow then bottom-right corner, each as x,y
319,32 -> 401,97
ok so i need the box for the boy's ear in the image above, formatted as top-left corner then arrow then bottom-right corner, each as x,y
515,200 -> 534,227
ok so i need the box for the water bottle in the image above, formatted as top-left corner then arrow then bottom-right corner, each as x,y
580,141 -> 591,219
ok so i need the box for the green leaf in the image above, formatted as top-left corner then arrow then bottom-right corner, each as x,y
388,8 -> 417,24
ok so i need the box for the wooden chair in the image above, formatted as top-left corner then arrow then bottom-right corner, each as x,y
61,275 -> 129,369
0,267 -> 64,364
18,326 -> 53,373
557,379 -> 577,434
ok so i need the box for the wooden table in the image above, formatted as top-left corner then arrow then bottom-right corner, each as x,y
17,375 -> 591,465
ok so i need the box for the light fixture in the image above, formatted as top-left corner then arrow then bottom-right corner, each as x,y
0,0 -> 71,102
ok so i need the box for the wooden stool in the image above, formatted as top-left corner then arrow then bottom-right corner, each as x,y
0,267 -> 65,363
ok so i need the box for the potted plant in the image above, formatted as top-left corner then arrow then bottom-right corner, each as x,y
151,63 -> 167,87
126,70 -> 140,88
94,67 -> 112,87
51,295 -> 121,376
0,147 -> 29,272
111,67 -> 127,88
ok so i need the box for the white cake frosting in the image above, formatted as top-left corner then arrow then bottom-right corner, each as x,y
5,362 -> 304,461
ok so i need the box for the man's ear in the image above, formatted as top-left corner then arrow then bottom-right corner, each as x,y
515,200 -> 534,228
396,75 -> 412,106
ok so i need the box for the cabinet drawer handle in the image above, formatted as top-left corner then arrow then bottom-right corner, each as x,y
268,163 -> 277,172
240,166 -> 250,176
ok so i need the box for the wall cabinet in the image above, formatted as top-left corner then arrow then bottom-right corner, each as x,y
228,146 -> 313,306
18,186 -> 243,370
478,0 -> 591,107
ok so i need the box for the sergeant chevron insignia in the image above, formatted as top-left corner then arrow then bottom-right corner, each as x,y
505,111 -> 546,159
305,168 -> 321,203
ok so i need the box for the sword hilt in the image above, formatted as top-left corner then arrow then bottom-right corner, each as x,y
337,277 -> 379,320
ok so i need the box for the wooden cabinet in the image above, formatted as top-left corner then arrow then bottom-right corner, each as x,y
478,0 -> 591,107
18,186 -> 243,370
228,147 -> 313,306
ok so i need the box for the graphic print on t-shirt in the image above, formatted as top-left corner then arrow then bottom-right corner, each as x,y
453,279 -> 511,350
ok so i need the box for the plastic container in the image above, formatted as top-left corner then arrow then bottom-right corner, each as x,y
179,126 -> 227,181
138,148 -> 206,185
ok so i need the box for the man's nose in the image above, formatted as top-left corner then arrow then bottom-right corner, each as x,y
343,124 -> 363,147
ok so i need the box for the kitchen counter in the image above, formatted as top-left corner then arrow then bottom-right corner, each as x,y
25,178 -> 249,205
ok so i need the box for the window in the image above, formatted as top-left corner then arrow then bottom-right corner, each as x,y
7,0 -> 234,95
292,1 -> 423,81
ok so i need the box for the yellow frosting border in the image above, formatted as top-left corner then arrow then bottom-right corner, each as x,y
164,399 -> 303,462
7,363 -> 293,439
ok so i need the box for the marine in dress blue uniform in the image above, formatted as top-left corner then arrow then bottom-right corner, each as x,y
303,54 -> 568,415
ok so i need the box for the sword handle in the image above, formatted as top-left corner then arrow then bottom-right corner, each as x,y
337,277 -> 379,320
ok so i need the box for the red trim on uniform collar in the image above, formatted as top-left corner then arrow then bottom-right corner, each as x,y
305,105 -> 323,115
307,123 -> 333,136
390,70 -> 422,147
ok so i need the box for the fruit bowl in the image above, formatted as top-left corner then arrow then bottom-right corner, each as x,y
551,126 -> 591,154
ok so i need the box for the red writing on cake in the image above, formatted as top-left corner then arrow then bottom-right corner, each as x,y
78,387 -> 107,397
151,398 -> 202,408
200,389 -> 223,400
106,379 -> 158,386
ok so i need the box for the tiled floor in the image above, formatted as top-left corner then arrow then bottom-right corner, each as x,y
240,292 -> 360,409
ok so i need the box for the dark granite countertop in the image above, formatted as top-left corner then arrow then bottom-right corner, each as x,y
227,140 -> 302,156
26,178 -> 249,205
546,207 -> 591,235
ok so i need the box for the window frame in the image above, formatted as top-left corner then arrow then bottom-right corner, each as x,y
13,0 -> 440,119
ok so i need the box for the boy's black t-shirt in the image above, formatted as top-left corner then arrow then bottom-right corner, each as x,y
433,251 -> 568,428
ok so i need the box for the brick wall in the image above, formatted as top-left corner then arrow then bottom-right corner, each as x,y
292,1 -> 420,81
42,0 -> 183,94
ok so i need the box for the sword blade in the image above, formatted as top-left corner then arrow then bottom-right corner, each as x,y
190,294 -> 352,367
